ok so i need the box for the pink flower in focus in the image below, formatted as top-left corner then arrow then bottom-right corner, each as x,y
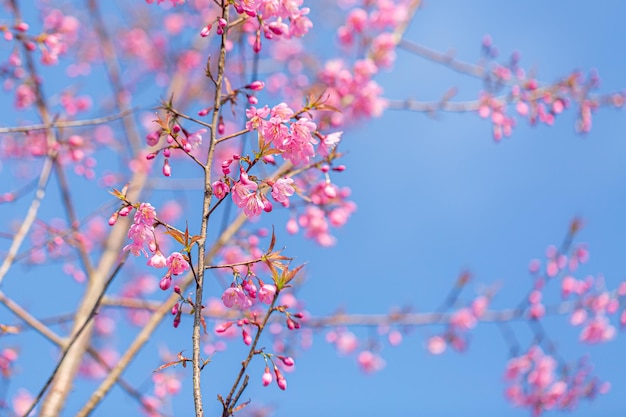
258,284 -> 276,304
221,286 -> 248,309
147,251 -> 167,268
231,169 -> 258,206
245,105 -> 270,131
166,252 -> 189,275
270,102 -> 295,121
212,180 -> 230,199
271,177 -> 295,204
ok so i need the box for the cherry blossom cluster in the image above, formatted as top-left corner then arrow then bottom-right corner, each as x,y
111,201 -> 190,292
245,102 -> 321,166
285,175 -> 355,246
316,59 -> 387,127
504,346 -> 609,416
426,294 -> 490,355
3,9 -> 80,109
525,241 -> 626,344
143,371 -> 182,416
476,38 -> 625,140
21,217 -> 105,273
0,130 -> 96,181
325,328 -> 387,373
234,0 -> 312,52
337,0 -> 410,68
310,0 -> 413,127
563,275 -> 621,344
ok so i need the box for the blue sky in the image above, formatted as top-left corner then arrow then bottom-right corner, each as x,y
2,1 -> 626,416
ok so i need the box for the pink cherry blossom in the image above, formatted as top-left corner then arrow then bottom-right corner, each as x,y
166,252 -> 189,275
258,284 -> 276,304
147,251 -> 167,268
221,286 -> 250,309
271,177 -> 295,204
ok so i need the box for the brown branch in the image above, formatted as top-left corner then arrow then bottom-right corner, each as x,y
398,39 -> 485,78
0,156 -> 54,286
215,128 -> 249,144
0,292 -> 165,416
75,128 -> 298,417
98,295 -> 582,328
22,252 -> 129,417
191,2 -> 231,413
75,209 -> 249,417
0,109 -> 136,134
168,107 -> 214,131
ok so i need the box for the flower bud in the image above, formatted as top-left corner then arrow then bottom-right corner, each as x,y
162,159 -> 171,177
247,81 -> 265,91
200,24 -> 212,37
262,366 -> 273,386
108,212 -> 118,226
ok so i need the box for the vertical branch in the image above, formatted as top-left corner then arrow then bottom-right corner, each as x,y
75,211 -> 249,417
192,2 -> 230,416
0,291 -> 161,415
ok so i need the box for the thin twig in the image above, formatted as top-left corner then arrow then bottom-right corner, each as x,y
0,291 -> 164,416
74,211 -> 249,417
0,109 -> 136,134
168,107 -> 214,131
191,3 -> 231,413
215,128 -> 248,144
222,295 -> 278,416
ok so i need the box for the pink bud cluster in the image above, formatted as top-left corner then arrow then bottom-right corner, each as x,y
475,40 -> 623,140
145,123 -> 208,177
527,242 -> 625,343
1,130 -> 95,181
504,346 -> 609,415
221,279 -> 276,310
